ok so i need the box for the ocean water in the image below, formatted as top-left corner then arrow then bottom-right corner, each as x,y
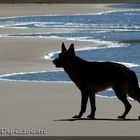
0,4 -> 140,98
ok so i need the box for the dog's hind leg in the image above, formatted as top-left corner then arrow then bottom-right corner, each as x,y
113,87 -> 132,119
128,87 -> 140,119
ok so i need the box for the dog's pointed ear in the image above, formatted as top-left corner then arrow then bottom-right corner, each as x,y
61,42 -> 67,52
68,43 -> 75,56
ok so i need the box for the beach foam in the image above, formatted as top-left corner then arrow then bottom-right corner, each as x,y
44,41 -> 127,60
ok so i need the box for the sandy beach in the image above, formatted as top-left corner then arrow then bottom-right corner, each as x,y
0,4 -> 140,136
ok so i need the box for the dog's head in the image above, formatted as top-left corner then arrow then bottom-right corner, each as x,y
53,43 -> 75,68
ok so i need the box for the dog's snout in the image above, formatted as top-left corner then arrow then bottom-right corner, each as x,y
52,59 -> 59,66
52,59 -> 56,64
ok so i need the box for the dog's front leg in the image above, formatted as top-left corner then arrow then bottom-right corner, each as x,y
87,93 -> 96,119
72,91 -> 88,119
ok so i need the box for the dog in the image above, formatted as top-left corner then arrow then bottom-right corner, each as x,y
53,43 -> 140,119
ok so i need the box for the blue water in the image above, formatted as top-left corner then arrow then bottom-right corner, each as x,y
0,71 -> 71,82
0,4 -> 140,98
1,10 -> 140,42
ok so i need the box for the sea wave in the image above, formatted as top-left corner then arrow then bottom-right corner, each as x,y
1,22 -> 140,33
0,9 -> 140,31
44,41 -> 126,60
0,66 -> 139,82
0,70 -> 70,83
0,70 -> 139,99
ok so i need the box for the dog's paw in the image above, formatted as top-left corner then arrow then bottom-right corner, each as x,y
87,114 -> 96,120
117,115 -> 125,119
72,115 -> 81,119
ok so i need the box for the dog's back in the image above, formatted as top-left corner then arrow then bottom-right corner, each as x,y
65,56 -> 139,97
